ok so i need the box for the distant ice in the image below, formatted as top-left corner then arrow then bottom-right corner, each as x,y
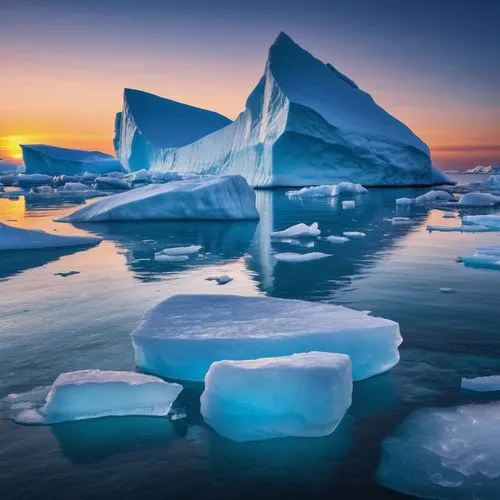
14,370 -> 183,424
200,352 -> 352,442
461,376 -> 500,392
271,222 -> 321,238
326,235 -> 349,244
427,225 -> 490,233
132,294 -> 402,381
154,253 -> 189,262
343,231 -> 366,238
274,252 -> 331,262
385,217 -> 413,225
18,174 -> 52,187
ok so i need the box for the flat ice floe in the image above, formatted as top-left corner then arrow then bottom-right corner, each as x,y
0,223 -> 102,251
376,403 -> 500,499
206,275 -> 233,285
343,231 -> 366,238
326,235 -> 349,244
132,294 -> 402,381
427,224 -> 489,233
156,245 -> 201,256
57,175 -> 259,222
271,222 -> 320,238
342,200 -> 355,209
463,214 -> 500,230
200,352 -> 352,442
461,376 -> 500,392
286,182 -> 367,198
415,190 -> 454,204
459,245 -> 500,270
274,252 -> 331,262
154,253 -> 189,262
458,192 -> 500,206
14,370 -> 183,424
385,217 -> 413,225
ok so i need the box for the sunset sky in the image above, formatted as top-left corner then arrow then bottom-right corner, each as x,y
1,0 -> 499,170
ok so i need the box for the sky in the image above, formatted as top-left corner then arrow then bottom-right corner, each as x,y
1,0 -> 499,170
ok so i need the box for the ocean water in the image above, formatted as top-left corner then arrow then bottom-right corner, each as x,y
1,177 -> 500,499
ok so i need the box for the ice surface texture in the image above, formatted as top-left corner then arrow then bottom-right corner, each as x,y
114,88 -> 231,172
58,175 -> 259,222
200,352 -> 352,442
132,294 -> 402,382
376,403 -> 500,499
145,33 -> 448,187
0,223 -> 101,250
21,144 -> 122,176
16,370 -> 183,424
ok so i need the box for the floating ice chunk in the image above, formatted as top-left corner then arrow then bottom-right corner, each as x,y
336,182 -> 368,194
461,376 -> 500,392
271,222 -> 320,238
286,185 -> 338,198
279,238 -> 315,248
206,275 -> 233,285
427,225 -> 490,233
154,253 -> 189,262
458,192 -> 500,206
385,217 -> 413,225
0,223 -> 101,251
18,173 -> 52,187
459,245 -> 500,270
342,200 -> 355,209
274,252 -> 331,262
54,270 -> 80,277
132,294 -> 402,381
439,288 -> 456,293
463,215 -> 500,230
415,190 -> 454,204
396,197 -> 413,206
59,182 -> 90,192
15,370 -> 183,424
443,212 -> 457,218
94,176 -> 130,190
200,352 -> 352,442
58,175 -> 259,222
376,403 -> 500,499
125,169 -> 150,184
343,231 -> 366,238
326,235 -> 349,244
156,245 -> 201,256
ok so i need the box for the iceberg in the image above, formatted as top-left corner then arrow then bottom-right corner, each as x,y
458,192 -> 500,206
274,252 -> 331,262
271,222 -> 320,238
147,33 -> 449,187
15,370 -> 183,424
57,175 -> 259,222
114,88 -> 231,172
485,175 -> 500,189
132,294 -> 402,381
376,403 -> 500,499
21,144 -> 122,176
461,376 -> 500,392
286,182 -> 367,198
463,214 -> 500,230
0,223 -> 102,251
200,352 -> 352,442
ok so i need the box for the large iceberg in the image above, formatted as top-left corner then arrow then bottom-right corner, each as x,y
21,144 -> 122,176
376,403 -> 500,499
200,352 -> 352,442
132,294 -> 402,381
15,370 -> 183,424
0,223 -> 102,250
57,175 -> 259,222
147,33 -> 449,187
114,88 -> 231,172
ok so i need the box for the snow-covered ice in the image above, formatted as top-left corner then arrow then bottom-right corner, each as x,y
156,245 -> 201,256
458,192 -> 500,207
114,88 -> 231,172
274,252 -> 330,262
376,403 -> 500,499
58,175 -> 259,222
463,214 -> 500,230
147,33 -> 449,187
21,144 -> 121,176
132,294 -> 402,381
461,376 -> 500,392
343,231 -> 366,238
206,275 -> 233,285
415,190 -> 454,204
326,235 -> 349,244
0,223 -> 101,251
14,370 -> 183,424
271,222 -> 320,238
200,352 -> 352,442
342,200 -> 355,209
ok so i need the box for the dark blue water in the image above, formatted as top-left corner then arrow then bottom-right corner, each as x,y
1,177 -> 500,499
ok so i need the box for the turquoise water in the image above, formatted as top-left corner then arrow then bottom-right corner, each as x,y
1,177 -> 500,499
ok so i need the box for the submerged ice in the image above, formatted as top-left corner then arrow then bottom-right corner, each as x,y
132,294 -> 402,382
200,352 -> 352,442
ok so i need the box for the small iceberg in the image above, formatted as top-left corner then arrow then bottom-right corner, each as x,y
458,192 -> 500,207
461,376 -> 500,392
286,182 -> 367,198
271,222 -> 321,238
14,370 -> 183,425
206,275 -> 233,285
156,245 -> 201,256
343,231 -> 366,238
274,252 -> 331,262
415,190 -> 454,204
326,235 -> 349,244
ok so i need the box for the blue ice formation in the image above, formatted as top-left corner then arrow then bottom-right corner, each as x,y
200,352 -> 352,442
132,294 -> 402,382
21,144 -> 122,176
114,88 -> 231,172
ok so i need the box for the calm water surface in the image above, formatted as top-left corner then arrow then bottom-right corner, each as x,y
1,176 -> 499,499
